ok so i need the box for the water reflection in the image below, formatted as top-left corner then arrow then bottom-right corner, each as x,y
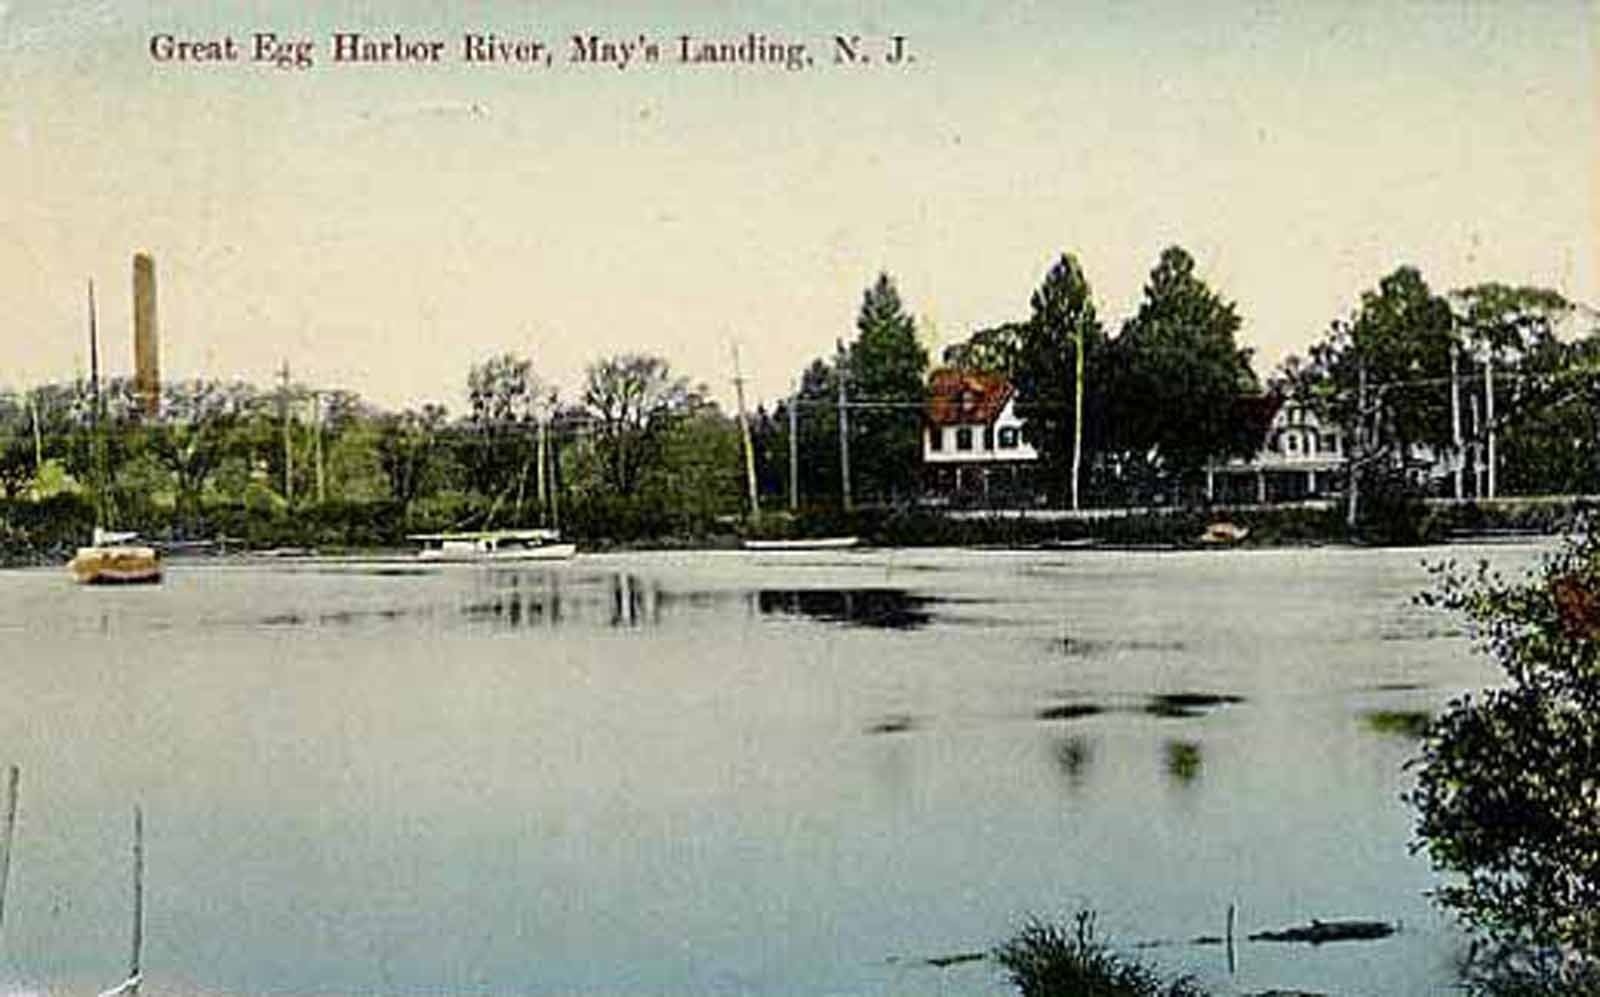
1362,710 -> 1432,739
1146,693 -> 1246,719
243,575 -> 962,634
755,588 -> 938,630
1037,703 -> 1105,721
1034,694 -> 1244,722
864,714 -> 917,735
1053,735 -> 1094,789
248,571 -> 711,631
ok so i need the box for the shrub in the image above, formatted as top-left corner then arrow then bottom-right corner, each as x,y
1411,533 -> 1600,983
994,911 -> 1206,997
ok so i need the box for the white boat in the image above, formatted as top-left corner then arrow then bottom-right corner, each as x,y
69,529 -> 163,586
409,529 -> 577,562
741,536 -> 862,551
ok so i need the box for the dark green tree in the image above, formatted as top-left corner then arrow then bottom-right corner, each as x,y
1012,253 -> 1108,509
847,273 -> 928,502
1288,266 -> 1455,526
775,357 -> 843,509
1109,247 -> 1260,479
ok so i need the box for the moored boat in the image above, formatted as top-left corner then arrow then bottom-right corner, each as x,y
67,280 -> 162,587
1199,521 -> 1250,545
69,529 -> 163,585
741,536 -> 862,551
410,529 -> 576,562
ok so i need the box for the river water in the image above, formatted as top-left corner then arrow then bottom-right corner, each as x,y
0,543 -> 1546,996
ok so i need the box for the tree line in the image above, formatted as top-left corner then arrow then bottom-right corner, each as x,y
0,247 -> 1593,549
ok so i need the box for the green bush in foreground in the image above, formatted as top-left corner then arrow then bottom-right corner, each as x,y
994,911 -> 1205,997
1412,532 -> 1600,990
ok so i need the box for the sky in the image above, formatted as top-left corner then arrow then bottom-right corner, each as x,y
2,0 -> 1594,412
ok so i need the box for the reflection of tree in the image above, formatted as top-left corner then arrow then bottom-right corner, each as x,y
754,588 -> 935,630
1053,736 -> 1093,789
609,573 -> 658,628
1164,740 -> 1203,784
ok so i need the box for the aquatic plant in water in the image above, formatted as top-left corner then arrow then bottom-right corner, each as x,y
994,911 -> 1206,997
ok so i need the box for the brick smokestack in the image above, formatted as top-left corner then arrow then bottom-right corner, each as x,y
132,251 -> 159,417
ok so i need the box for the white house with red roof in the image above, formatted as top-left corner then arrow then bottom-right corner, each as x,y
923,368 -> 1039,500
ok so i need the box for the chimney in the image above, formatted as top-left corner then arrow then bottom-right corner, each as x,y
132,251 -> 159,417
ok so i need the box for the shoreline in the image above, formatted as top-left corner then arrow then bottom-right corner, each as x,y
3,493 -> 1585,570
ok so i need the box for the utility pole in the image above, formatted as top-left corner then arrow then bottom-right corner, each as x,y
1484,347 -> 1497,500
279,361 -> 293,506
548,420 -> 562,532
731,343 -> 760,522
1469,393 -> 1482,497
27,392 -> 42,481
536,417 -> 549,526
836,338 -> 852,512
1450,341 -> 1463,500
787,388 -> 799,512
312,391 -> 325,503
1347,355 -> 1366,530
1071,321 -> 1084,512
87,279 -> 109,533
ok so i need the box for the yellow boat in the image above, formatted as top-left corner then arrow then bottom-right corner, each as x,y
69,530 -> 163,585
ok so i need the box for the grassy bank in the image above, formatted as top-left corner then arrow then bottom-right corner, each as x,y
751,495 -> 1590,550
2,493 -> 1586,567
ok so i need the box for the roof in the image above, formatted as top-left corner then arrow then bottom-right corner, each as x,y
927,368 -> 1015,427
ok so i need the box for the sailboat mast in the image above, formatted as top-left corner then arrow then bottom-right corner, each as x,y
88,279 -> 100,413
87,280 -> 108,533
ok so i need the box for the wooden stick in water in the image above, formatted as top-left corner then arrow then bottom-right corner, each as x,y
0,765 -> 18,937
130,805 -> 143,987
1225,901 -> 1236,976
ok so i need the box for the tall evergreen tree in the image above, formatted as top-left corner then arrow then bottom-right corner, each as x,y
1109,246 -> 1259,478
847,273 -> 928,502
1013,254 -> 1108,508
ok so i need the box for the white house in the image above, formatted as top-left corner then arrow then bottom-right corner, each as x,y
1209,396 -> 1345,503
923,368 -> 1039,500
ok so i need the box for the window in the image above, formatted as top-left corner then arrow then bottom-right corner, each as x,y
929,427 -> 943,452
999,427 -> 1019,449
1287,434 -> 1299,453
956,427 -> 973,451
983,426 -> 995,451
